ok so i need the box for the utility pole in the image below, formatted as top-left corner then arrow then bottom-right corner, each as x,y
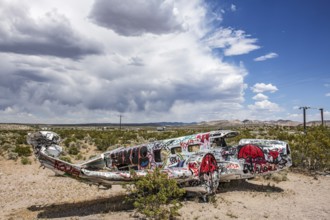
119,115 -> 123,130
299,106 -> 310,133
319,108 -> 324,126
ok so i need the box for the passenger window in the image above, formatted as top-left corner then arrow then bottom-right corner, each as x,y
170,147 -> 182,154
188,144 -> 200,152
154,149 -> 162,162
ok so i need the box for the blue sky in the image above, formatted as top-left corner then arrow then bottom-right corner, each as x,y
210,0 -> 330,121
0,0 -> 329,123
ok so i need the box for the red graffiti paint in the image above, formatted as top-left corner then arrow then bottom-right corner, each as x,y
110,145 -> 150,169
269,150 -> 279,160
188,162 -> 199,176
238,144 -> 265,159
196,133 -> 210,143
54,160 -> 80,177
200,154 -> 217,174
226,163 -> 240,169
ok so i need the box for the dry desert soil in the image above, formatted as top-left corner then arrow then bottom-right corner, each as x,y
0,158 -> 329,220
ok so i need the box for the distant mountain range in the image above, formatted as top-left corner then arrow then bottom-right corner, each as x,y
196,119 -> 330,128
1,119 -> 329,129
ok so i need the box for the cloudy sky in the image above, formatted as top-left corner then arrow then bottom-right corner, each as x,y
0,0 -> 329,124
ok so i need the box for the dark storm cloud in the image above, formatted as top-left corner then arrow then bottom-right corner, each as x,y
0,41 -> 101,59
0,0 -> 250,123
82,82 -> 172,112
89,0 -> 184,36
0,53 -> 83,113
0,2 -> 102,59
173,82 -> 240,102
80,73 -> 242,114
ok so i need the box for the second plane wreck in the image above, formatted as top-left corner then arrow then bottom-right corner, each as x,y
27,130 -> 292,195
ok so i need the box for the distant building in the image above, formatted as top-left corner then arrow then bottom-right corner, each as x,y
156,127 -> 166,131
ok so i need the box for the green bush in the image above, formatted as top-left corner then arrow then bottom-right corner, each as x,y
14,145 -> 32,157
68,145 -> 79,155
8,152 -> 18,160
125,168 -> 185,219
21,156 -> 32,165
288,126 -> 330,170
75,153 -> 83,160
59,156 -> 72,163
0,143 -> 15,155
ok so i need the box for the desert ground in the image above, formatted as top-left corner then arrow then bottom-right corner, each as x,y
0,158 -> 329,220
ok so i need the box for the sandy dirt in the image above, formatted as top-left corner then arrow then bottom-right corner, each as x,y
0,158 -> 329,220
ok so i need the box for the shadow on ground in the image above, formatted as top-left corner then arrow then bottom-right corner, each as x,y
27,194 -> 134,219
218,179 -> 284,193
183,179 -> 284,203
26,180 -> 284,218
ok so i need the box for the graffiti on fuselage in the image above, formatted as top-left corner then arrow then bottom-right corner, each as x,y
110,145 -> 150,170
54,160 -> 80,177
236,144 -> 288,174
164,132 -> 213,153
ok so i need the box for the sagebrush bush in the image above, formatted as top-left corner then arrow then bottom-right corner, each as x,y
8,152 -> 18,160
288,126 -> 330,170
68,145 -> 79,155
14,145 -> 32,157
125,168 -> 185,220
21,156 -> 32,165
59,155 -> 72,163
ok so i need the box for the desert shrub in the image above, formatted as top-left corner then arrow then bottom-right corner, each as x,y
288,126 -> 330,170
59,155 -> 72,163
15,133 -> 27,145
21,156 -> 32,165
14,145 -> 32,157
64,137 -> 77,148
68,145 -> 79,155
8,152 -> 18,160
263,170 -> 288,183
95,140 -> 110,151
74,132 -> 85,140
229,129 -> 256,145
75,153 -> 83,160
125,168 -> 185,220
0,143 -> 15,154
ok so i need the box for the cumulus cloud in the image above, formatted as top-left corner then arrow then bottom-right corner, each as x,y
89,0 -> 186,36
230,4 -> 237,12
204,28 -> 260,56
249,87 -> 281,113
0,1 -> 102,59
251,83 -> 278,93
248,100 -> 281,112
326,93 -> 330,97
252,93 -> 268,101
0,0 -> 256,123
254,52 -> 278,61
